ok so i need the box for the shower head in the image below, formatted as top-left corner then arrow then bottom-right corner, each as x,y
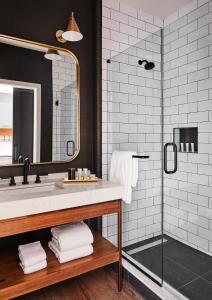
145,61 -> 155,70
138,60 -> 155,70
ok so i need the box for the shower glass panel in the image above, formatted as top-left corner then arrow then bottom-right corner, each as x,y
107,29 -> 163,285
162,2 -> 212,298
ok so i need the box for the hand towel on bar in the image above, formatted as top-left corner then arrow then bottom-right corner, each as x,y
18,241 -> 47,268
19,260 -> 47,274
48,241 -> 93,263
109,151 -> 138,204
51,221 -> 94,251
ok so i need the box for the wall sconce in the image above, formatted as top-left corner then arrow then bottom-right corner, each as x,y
44,49 -> 61,61
56,12 -> 83,43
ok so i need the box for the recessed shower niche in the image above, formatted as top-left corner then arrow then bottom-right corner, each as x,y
173,127 -> 198,153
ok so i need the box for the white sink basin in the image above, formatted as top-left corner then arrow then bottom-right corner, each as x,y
1,182 -> 63,197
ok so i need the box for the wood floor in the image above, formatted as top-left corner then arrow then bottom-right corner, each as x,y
16,267 -> 144,300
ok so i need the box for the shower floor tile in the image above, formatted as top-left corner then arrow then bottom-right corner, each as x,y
164,238 -> 212,276
131,245 -> 163,279
124,235 -> 212,299
179,277 -> 212,300
132,246 -> 197,289
202,270 -> 212,284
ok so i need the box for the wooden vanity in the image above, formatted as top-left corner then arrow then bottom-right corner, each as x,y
0,193 -> 122,299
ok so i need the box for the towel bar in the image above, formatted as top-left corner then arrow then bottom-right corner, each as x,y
132,155 -> 149,159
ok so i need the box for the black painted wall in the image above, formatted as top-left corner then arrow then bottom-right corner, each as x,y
0,44 -> 53,162
0,0 -> 102,177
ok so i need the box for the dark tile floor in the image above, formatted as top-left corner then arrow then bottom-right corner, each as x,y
124,235 -> 212,300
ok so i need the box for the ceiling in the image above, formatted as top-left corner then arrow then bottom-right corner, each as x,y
121,0 -> 193,19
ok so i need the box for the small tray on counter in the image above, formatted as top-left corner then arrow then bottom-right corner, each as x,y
63,177 -> 100,183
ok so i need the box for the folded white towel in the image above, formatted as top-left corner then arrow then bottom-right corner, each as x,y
110,151 -> 138,204
51,221 -> 94,251
48,241 -> 93,263
18,241 -> 47,267
18,251 -> 46,268
19,260 -> 47,274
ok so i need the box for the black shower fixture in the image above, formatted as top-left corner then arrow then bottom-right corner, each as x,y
138,60 -> 155,70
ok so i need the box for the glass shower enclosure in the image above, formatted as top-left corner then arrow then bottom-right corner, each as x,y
106,2 -> 212,298
107,28 -> 164,286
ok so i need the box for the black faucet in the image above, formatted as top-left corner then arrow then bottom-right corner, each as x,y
22,158 -> 31,185
18,155 -> 24,164
0,176 -> 16,186
35,174 -> 48,184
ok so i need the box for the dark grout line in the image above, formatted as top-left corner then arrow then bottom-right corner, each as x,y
200,269 -> 212,278
177,275 -> 203,291
165,255 -> 199,277
199,269 -> 212,285
199,275 -> 212,286
178,273 -> 212,294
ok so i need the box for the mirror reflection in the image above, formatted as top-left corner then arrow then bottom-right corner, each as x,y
0,35 -> 79,166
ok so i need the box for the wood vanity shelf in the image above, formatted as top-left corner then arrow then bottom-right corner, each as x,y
0,200 -> 122,299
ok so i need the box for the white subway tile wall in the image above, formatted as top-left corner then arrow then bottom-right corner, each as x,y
102,0 -> 162,247
164,0 -> 212,254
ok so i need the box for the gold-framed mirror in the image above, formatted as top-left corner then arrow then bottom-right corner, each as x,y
0,34 -> 80,167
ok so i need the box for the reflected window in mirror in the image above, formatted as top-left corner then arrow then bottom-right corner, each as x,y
0,84 -> 13,165
0,82 -> 40,165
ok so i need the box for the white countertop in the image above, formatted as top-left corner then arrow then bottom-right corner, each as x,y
0,179 -> 124,221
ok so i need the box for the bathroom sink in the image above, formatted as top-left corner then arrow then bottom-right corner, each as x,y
0,182 -> 63,197
0,180 -> 124,220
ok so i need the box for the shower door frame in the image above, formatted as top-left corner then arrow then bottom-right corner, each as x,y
120,28 -> 166,288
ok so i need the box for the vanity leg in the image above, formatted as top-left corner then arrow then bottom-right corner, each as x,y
118,199 -> 122,292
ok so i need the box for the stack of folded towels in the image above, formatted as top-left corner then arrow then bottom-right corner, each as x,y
18,241 -> 47,274
48,221 -> 94,263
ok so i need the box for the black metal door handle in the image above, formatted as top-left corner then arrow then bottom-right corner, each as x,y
164,143 -> 177,174
66,140 -> 75,157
